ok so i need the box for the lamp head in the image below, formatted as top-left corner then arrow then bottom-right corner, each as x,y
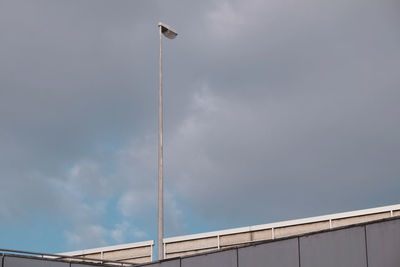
158,22 -> 178,39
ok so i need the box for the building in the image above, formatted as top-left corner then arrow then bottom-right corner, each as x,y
1,203 -> 400,267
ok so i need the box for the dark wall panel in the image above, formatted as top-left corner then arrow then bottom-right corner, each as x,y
181,249 -> 237,267
72,264 -> 112,267
366,219 -> 400,267
300,226 -> 367,267
4,256 -> 69,267
72,264 -> 108,267
142,259 -> 180,267
238,238 -> 299,267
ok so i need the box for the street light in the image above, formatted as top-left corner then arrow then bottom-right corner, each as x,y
158,22 -> 177,260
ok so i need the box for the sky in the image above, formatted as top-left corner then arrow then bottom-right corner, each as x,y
0,0 -> 399,254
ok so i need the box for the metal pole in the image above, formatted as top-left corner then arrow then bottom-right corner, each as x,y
158,25 -> 164,260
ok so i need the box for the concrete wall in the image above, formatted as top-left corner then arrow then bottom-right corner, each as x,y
76,246 -> 152,264
59,241 -> 154,264
141,217 -> 400,267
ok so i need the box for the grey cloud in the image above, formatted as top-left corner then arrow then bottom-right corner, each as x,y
0,0 -> 399,250
162,0 -> 400,226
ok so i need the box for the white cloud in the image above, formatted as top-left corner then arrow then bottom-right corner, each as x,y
111,221 -> 148,243
65,224 -> 107,248
117,190 -> 154,217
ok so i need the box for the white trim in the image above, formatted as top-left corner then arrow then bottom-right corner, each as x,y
59,240 -> 154,256
164,204 -> 400,243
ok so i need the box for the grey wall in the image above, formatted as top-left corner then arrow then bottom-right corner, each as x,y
144,259 -> 180,267
366,219 -> 400,267
3,256 -> 69,267
299,226 -> 367,267
71,264 -> 111,267
181,250 -> 237,267
2,256 -> 106,267
238,238 -> 298,267
140,218 -> 400,267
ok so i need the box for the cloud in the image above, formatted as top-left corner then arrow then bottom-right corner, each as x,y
164,45 -> 400,224
0,0 -> 399,252
65,224 -> 107,248
111,221 -> 148,244
206,1 -> 245,40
